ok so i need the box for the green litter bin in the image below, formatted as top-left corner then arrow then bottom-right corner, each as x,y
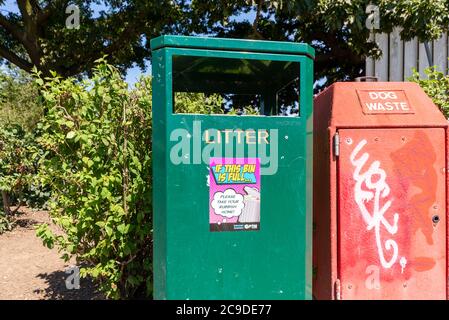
151,35 -> 314,299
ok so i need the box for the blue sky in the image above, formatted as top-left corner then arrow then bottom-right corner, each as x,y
0,1 -> 256,87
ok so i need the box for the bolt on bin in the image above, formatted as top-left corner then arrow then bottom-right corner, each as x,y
151,35 -> 314,299
313,82 -> 449,300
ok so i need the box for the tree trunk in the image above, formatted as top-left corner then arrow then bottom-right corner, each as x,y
1,191 -> 11,215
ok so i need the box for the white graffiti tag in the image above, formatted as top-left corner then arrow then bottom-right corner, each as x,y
350,139 -> 402,269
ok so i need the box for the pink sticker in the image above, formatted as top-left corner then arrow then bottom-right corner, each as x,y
209,158 -> 260,232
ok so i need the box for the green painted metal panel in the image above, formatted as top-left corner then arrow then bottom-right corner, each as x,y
150,35 -> 315,59
152,36 -> 314,300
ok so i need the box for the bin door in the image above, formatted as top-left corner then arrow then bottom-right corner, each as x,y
337,128 -> 446,300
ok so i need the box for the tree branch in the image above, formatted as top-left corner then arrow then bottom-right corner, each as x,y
251,0 -> 264,39
38,0 -> 69,24
0,13 -> 27,45
0,44 -> 33,72
16,0 -> 41,66
11,202 -> 23,215
29,0 -> 41,12
102,9 -> 146,57
17,0 -> 30,19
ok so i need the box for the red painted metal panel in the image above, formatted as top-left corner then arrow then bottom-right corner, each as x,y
337,128 -> 446,300
312,88 -> 335,299
328,82 -> 448,128
314,82 -> 449,300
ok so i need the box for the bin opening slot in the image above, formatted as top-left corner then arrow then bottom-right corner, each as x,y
172,55 -> 300,116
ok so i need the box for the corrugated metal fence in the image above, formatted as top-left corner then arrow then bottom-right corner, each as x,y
366,29 -> 449,81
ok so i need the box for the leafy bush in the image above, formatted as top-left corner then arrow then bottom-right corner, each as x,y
35,61 -> 154,299
0,66 -> 42,130
410,66 -> 449,118
174,92 -> 259,115
174,92 -> 223,114
0,124 -> 40,215
0,212 -> 14,234
0,66 -> 44,217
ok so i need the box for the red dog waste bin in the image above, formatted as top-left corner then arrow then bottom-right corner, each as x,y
313,82 -> 448,300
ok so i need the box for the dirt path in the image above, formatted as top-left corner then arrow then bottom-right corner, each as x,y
0,208 -> 103,300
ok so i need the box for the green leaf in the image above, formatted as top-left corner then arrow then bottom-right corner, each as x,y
66,131 -> 76,139
100,187 -> 111,199
95,221 -> 106,228
117,223 -> 128,234
105,225 -> 113,236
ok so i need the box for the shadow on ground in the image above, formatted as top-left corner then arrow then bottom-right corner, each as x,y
15,218 -> 39,229
34,270 -> 104,300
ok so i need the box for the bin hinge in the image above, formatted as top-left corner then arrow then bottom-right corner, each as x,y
334,279 -> 341,300
333,132 -> 340,158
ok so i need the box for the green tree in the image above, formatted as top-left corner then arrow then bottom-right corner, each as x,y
0,0 -> 191,77
1,1 -> 448,85
195,0 -> 449,88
